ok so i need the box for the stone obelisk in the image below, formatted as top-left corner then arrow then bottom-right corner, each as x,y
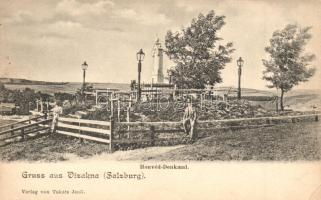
152,38 -> 164,84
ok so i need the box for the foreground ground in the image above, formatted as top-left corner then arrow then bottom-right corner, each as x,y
0,121 -> 320,162
153,121 -> 321,161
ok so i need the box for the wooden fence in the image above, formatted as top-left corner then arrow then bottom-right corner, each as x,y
0,113 -> 319,151
0,114 -> 115,150
0,115 -> 46,132
114,113 -> 321,146
56,117 -> 114,151
0,115 -> 52,146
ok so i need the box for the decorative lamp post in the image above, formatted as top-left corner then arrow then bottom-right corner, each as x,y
237,57 -> 244,100
81,61 -> 88,91
136,49 -> 145,101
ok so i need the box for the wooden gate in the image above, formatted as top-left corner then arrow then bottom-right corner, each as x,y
56,117 -> 114,150
0,115 -> 52,146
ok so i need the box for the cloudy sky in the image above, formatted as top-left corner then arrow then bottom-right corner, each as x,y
0,0 -> 320,90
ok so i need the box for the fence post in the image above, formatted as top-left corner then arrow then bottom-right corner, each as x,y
109,115 -> 114,153
40,100 -> 43,113
10,125 -> 14,136
110,99 -> 114,117
36,100 -> 39,111
129,96 -> 132,108
266,118 -> 271,125
127,106 -> 130,138
46,101 -> 49,113
150,126 -> 155,146
200,94 -> 203,111
315,115 -> 319,122
275,96 -> 279,113
21,128 -> 25,140
117,99 -> 120,122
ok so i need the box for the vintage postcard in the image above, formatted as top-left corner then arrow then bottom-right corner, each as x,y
0,0 -> 320,199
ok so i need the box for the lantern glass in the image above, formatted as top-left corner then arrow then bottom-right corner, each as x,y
237,57 -> 244,67
136,49 -> 145,61
81,61 -> 88,70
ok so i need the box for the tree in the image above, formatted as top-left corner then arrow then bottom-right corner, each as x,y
262,24 -> 316,111
165,10 -> 234,89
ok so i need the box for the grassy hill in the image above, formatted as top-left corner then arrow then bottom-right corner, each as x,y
284,90 -> 321,111
1,78 -> 130,94
147,122 -> 321,161
0,78 -> 67,85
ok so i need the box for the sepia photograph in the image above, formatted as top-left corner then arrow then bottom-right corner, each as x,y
0,0 -> 320,199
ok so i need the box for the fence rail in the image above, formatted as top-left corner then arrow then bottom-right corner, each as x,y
59,117 -> 111,126
116,113 -> 320,129
114,113 -> 320,146
0,115 -> 46,131
0,118 -> 52,146
198,113 -> 321,123
0,113 -> 319,151
118,121 -> 181,126
56,117 -> 113,150
0,118 -> 51,136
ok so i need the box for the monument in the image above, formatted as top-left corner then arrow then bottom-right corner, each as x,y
132,38 -> 174,101
151,38 -> 164,84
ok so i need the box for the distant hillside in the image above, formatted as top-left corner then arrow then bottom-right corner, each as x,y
228,87 -> 275,96
213,87 -> 321,111
284,89 -> 321,111
3,81 -> 130,94
0,78 -> 68,85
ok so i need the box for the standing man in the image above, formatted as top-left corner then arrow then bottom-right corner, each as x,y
51,101 -> 63,133
183,98 -> 197,140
